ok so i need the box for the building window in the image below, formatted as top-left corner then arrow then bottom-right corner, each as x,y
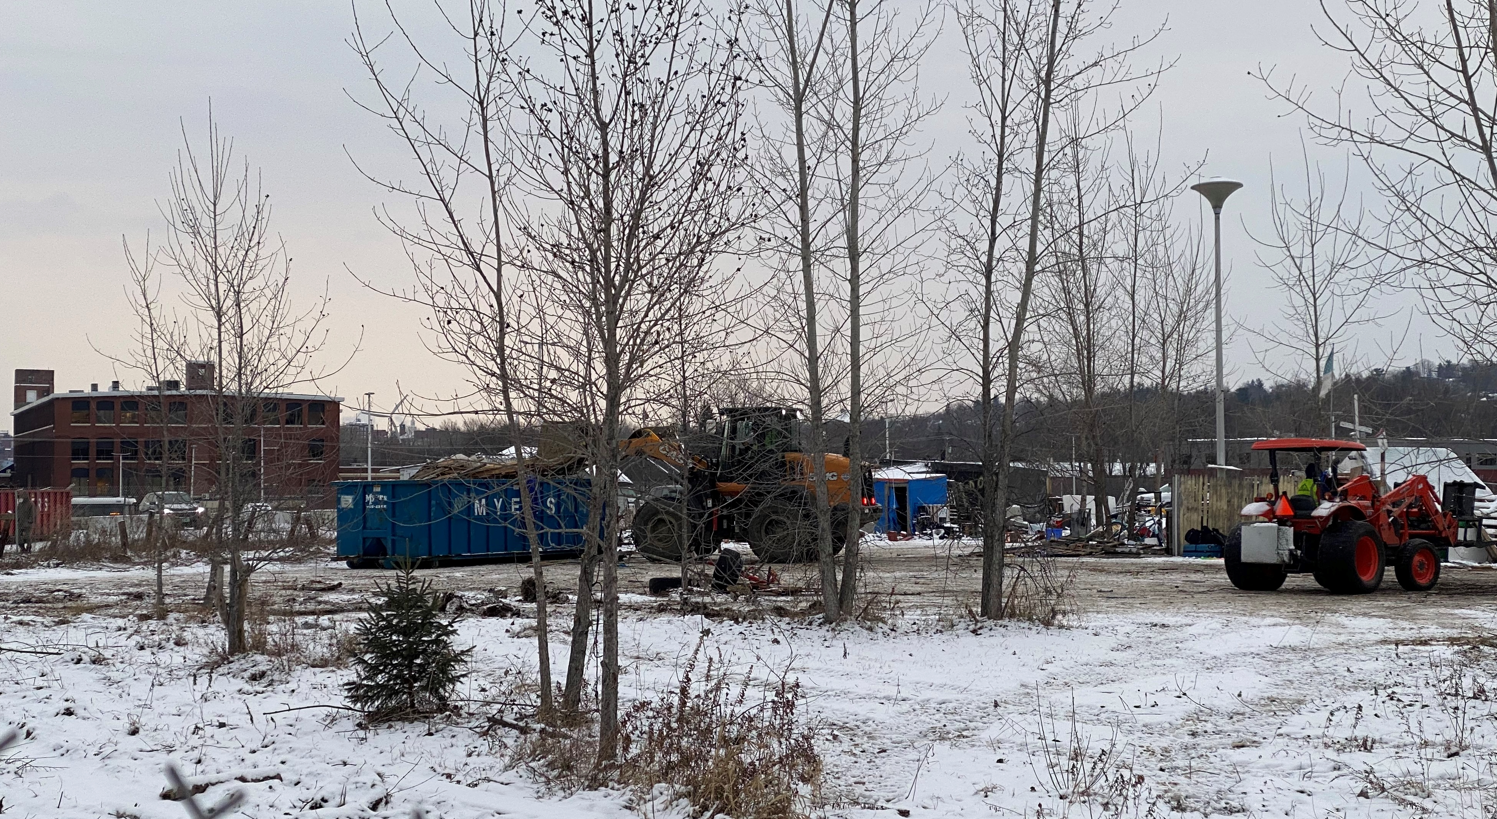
167,440 -> 187,463
285,402 -> 304,425
240,400 -> 258,426
121,439 -> 139,462
241,438 -> 258,461
145,400 -> 162,426
168,401 -> 187,425
70,467 -> 89,494
120,400 -> 139,425
1479,453 -> 1497,467
96,439 -> 115,461
262,401 -> 280,426
71,400 -> 90,425
94,468 -> 113,497
308,402 -> 326,426
96,400 -> 115,425
72,439 -> 90,462
144,440 -> 163,462
308,438 -> 326,460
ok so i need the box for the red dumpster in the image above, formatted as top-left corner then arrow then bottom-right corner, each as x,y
0,488 -> 72,544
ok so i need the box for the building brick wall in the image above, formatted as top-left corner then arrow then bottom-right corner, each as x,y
11,385 -> 341,508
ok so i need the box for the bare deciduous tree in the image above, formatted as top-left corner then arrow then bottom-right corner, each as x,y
502,0 -> 752,760
348,0 -> 558,718
948,0 -> 1165,618
115,110 -> 338,654
752,0 -> 844,622
1258,0 -> 1497,361
1245,147 -> 1390,406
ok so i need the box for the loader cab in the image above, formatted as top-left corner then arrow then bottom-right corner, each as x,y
715,406 -> 804,484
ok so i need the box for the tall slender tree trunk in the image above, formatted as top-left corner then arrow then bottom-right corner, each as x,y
990,0 -> 1062,618
783,0 -> 840,623
597,395 -> 622,763
838,0 -> 866,614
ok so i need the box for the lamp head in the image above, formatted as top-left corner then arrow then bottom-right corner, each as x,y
1191,178 -> 1243,211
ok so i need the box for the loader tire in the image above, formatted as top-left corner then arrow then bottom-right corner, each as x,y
633,501 -> 688,563
1223,524 -> 1287,591
748,495 -> 817,564
1394,539 -> 1441,592
1314,519 -> 1385,594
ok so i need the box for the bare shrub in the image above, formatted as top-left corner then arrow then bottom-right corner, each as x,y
509,719 -> 602,794
1030,694 -> 1147,815
245,601 -> 356,669
1004,553 -> 1079,627
617,635 -> 822,818
851,587 -> 904,627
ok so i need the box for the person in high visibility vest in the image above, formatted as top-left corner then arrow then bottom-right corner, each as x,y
1296,463 -> 1319,497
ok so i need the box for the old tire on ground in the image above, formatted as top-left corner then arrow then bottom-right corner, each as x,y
1394,538 -> 1441,592
1223,524 -> 1288,591
647,576 -> 683,596
1314,519 -> 1385,594
345,558 -> 379,569
748,495 -> 816,563
713,548 -> 744,590
632,501 -> 688,562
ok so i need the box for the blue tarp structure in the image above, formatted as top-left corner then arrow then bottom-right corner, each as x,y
872,463 -> 948,534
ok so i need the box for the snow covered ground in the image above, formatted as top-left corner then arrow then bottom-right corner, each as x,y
6,551 -> 1497,818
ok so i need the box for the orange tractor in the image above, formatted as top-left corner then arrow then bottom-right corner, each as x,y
1226,438 -> 1486,594
622,406 -> 879,564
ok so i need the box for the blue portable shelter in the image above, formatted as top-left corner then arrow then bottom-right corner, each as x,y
335,477 -> 593,567
872,463 -> 948,534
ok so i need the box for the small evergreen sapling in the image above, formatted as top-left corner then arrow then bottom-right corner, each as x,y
345,566 -> 471,720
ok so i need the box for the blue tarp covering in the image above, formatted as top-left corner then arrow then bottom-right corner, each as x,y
872,466 -> 948,534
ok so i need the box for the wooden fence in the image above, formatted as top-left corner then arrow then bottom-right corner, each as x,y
1171,471 -> 1270,554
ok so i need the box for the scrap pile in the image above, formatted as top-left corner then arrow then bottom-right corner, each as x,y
1005,524 -> 1164,558
409,453 -> 586,481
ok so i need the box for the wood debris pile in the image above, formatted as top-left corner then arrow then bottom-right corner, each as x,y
408,454 -> 586,481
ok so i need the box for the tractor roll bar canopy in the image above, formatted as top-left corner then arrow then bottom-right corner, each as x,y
1250,438 -> 1367,452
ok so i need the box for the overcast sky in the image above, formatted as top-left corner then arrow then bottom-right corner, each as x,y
0,1 -> 1447,429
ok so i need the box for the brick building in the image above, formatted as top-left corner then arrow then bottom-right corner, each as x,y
11,367 -> 342,507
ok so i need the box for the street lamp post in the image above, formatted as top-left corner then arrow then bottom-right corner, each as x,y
1191,178 -> 1243,469
364,392 -> 375,482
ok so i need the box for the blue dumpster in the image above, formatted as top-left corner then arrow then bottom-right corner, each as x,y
335,477 -> 593,567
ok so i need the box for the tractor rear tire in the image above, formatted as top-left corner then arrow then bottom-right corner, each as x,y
1224,524 -> 1287,591
1394,539 -> 1442,592
633,501 -> 688,563
1314,519 -> 1385,594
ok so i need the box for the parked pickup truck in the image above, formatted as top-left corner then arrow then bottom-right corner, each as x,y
138,492 -> 205,528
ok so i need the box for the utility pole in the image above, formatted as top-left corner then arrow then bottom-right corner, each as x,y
1191,179 -> 1244,467
364,392 -> 375,481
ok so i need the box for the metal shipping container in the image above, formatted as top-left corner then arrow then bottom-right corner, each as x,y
335,478 -> 593,567
0,488 -> 72,544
